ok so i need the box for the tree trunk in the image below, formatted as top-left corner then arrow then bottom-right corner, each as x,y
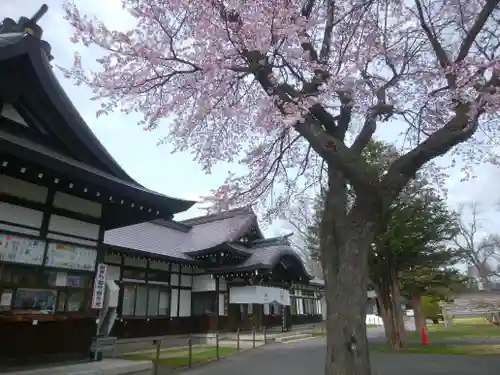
377,292 -> 395,345
390,272 -> 407,346
411,294 -> 426,334
374,271 -> 407,351
320,184 -> 376,375
479,273 -> 491,291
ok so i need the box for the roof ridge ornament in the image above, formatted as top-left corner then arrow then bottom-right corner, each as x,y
0,4 -> 53,62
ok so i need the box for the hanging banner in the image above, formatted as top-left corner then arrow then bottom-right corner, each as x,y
91,263 -> 107,309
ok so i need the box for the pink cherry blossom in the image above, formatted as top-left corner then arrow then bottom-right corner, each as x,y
61,1 -> 500,218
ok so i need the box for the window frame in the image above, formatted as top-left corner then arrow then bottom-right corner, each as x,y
0,263 -> 93,314
120,282 -> 170,318
191,291 -> 217,316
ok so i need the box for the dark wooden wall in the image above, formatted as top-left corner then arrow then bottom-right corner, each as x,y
0,317 -> 95,368
110,315 -> 231,338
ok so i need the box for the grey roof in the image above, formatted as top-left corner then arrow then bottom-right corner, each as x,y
104,206 -> 313,279
104,207 -> 257,259
210,237 -> 313,279
0,31 -> 194,216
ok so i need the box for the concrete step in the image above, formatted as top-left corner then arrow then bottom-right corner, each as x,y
275,333 -> 314,343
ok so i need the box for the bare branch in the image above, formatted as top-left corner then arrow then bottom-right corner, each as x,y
456,0 -> 500,62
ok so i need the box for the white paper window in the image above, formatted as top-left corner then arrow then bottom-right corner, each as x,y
159,290 -> 169,315
263,303 -> 270,315
135,285 -> 148,316
122,285 -> 135,316
148,286 -> 160,316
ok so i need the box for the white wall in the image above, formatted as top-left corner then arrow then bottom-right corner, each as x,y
179,290 -> 191,317
170,290 -> 178,318
180,274 -> 192,286
171,273 -> 179,286
219,293 -> 225,316
230,286 -> 290,305
104,253 -> 122,265
49,214 -> 99,238
149,261 -> 170,271
192,274 -> 216,291
192,274 -> 228,292
0,175 -> 103,247
123,256 -> 147,267
0,202 -> 43,236
53,191 -> 102,218
106,265 -> 121,281
320,297 -> 326,320
0,174 -> 48,203
0,176 -> 102,249
0,174 -> 47,238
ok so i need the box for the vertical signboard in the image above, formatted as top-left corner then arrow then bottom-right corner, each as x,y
281,305 -> 287,331
91,263 -> 107,309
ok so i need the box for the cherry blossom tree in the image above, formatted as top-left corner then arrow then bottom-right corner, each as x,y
62,1 -> 500,374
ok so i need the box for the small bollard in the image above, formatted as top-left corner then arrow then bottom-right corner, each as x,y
263,327 -> 267,344
93,337 -> 99,361
216,332 -> 220,360
188,334 -> 192,368
252,327 -> 256,349
154,339 -> 161,375
236,328 -> 240,352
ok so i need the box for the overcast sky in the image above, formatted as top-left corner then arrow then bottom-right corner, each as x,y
2,0 -> 499,244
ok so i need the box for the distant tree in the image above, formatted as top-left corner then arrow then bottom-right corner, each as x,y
453,203 -> 500,290
400,265 -> 467,329
370,183 -> 458,350
301,193 -> 323,260
420,296 -> 442,324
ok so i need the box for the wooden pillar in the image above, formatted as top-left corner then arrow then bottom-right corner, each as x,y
177,265 -> 182,318
215,275 -> 220,332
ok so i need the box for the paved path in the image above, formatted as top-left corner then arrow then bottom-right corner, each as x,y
176,338 -> 500,375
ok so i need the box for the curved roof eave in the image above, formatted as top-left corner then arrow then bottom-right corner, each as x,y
0,33 -> 196,213
269,249 -> 313,280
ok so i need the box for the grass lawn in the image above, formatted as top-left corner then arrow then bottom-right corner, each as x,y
408,317 -> 500,341
370,343 -> 500,356
122,346 -> 239,367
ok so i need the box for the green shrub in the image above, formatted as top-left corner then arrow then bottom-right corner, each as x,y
421,296 -> 442,323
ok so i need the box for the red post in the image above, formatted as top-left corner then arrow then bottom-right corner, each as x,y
420,326 -> 429,345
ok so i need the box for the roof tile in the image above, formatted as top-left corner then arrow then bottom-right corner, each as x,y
104,208 -> 256,258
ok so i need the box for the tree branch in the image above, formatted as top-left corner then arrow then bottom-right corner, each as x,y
319,0 -> 335,61
456,0 -> 500,62
382,102 -> 480,200
414,0 -> 450,69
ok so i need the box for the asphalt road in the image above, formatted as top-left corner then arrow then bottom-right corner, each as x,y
177,337 -> 500,375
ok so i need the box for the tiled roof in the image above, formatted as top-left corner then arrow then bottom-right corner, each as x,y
0,32 -> 194,216
239,244 -> 296,267
212,239 -> 313,279
104,207 -> 312,279
104,207 -> 257,259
